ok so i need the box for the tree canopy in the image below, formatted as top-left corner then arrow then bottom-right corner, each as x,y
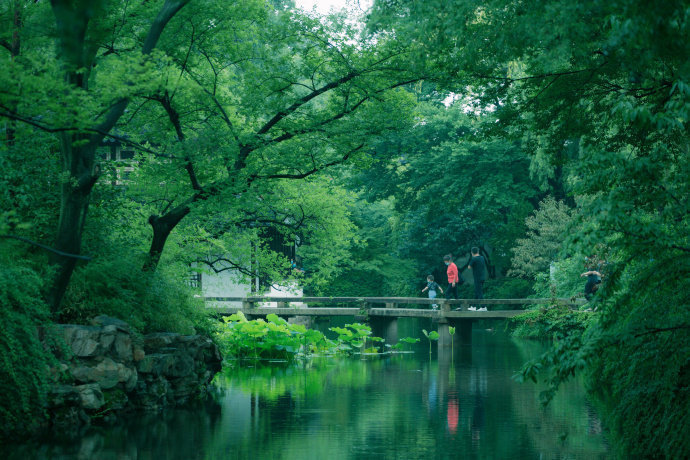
365,0 -> 689,456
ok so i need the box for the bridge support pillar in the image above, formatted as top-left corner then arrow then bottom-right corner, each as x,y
438,319 -> 452,348
288,316 -> 312,328
370,317 -> 398,349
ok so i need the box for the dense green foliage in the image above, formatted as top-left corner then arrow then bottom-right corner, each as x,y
218,312 -> 332,360
0,0 -> 418,439
510,306 -> 596,342
318,102 -> 544,297
1,0 -> 688,454
509,197 -> 576,279
368,0 -> 689,456
1,0 -> 420,312
0,252 -> 55,438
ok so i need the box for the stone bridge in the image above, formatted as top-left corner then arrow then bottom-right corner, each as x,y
204,296 -> 585,350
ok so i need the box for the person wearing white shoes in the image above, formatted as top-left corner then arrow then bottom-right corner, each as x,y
468,247 -> 487,310
421,274 -> 443,309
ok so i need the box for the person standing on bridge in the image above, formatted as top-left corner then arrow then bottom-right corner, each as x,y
468,247 -> 487,311
422,275 -> 443,309
444,255 -> 460,301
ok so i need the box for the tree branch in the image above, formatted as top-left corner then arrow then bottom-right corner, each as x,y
0,106 -> 175,158
255,70 -> 360,137
198,256 -> 291,291
634,324 -> 690,339
257,77 -> 422,149
470,64 -> 607,83
199,256 -> 257,279
157,91 -> 204,192
1,235 -> 92,260
253,143 -> 364,180
90,0 -> 192,148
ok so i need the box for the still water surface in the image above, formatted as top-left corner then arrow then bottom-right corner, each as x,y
6,329 -> 608,459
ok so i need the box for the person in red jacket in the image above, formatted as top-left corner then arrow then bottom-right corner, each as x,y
443,254 -> 460,299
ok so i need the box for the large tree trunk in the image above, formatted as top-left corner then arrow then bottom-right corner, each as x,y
145,205 -> 191,271
4,2 -> 21,145
47,136 -> 99,314
45,0 -> 190,314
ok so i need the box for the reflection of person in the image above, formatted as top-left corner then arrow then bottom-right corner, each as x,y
447,398 -> 459,435
471,394 -> 484,442
468,247 -> 487,311
422,275 -> 443,309
581,270 -> 602,300
444,255 -> 459,299
469,367 -> 486,443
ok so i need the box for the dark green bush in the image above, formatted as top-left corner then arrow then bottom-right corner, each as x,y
514,251 -> 689,458
484,276 -> 534,301
61,254 -> 213,335
584,254 -> 690,458
509,306 -> 595,340
0,254 -> 55,440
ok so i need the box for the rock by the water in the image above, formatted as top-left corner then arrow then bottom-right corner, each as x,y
45,318 -> 222,432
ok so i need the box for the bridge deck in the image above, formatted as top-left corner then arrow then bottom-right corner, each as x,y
204,296 -> 583,319
205,306 -> 527,319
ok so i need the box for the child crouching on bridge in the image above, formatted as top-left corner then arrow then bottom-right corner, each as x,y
422,275 -> 443,310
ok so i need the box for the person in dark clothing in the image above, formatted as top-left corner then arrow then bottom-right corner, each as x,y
581,270 -> 602,300
468,247 -> 487,310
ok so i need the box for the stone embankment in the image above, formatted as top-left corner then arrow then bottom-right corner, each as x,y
48,315 -> 222,430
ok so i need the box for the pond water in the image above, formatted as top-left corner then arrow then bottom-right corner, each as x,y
5,328 -> 608,459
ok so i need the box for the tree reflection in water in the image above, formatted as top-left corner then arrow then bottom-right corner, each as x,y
1,330 -> 609,459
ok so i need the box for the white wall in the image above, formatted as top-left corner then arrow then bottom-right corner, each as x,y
198,261 -> 302,308
197,262 -> 254,308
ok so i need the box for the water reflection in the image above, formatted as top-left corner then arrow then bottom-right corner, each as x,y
2,330 -> 609,459
5,399 -> 223,460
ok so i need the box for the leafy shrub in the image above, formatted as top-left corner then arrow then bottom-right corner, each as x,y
61,254 -> 212,335
217,315 -> 397,360
0,254 -> 56,440
532,256 -> 586,300
216,312 -> 333,360
510,306 -> 596,341
484,277 -> 534,301
509,197 -> 576,278
584,254 -> 690,458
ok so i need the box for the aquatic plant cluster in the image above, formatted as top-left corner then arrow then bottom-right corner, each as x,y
215,312 -> 420,360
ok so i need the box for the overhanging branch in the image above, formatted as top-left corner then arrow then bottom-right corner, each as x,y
1,235 -> 92,261
252,143 -> 364,180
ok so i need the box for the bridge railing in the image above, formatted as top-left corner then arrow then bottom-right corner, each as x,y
202,296 -> 585,311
